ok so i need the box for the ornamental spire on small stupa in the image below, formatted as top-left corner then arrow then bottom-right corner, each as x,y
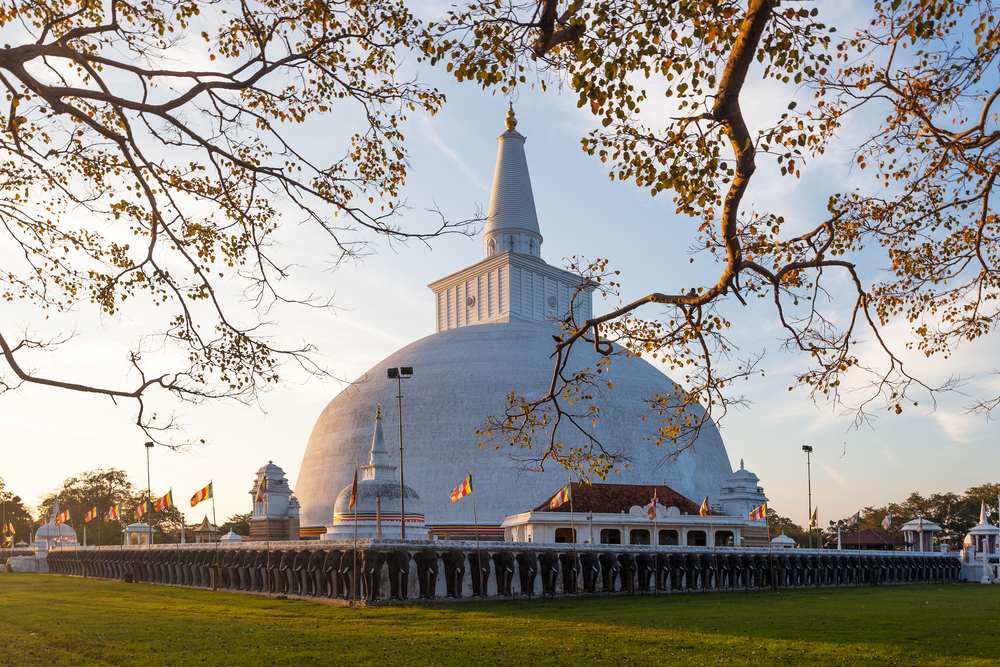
362,404 -> 396,480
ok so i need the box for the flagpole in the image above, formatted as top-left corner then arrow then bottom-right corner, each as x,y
568,476 -> 579,598
211,481 -> 219,591
265,478 -> 271,599
856,509 -> 861,587
766,507 -> 775,591
708,496 -> 718,590
472,469 -> 483,597
352,459 -> 358,606
653,490 -> 658,596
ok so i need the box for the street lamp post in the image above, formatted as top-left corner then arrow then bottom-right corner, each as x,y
802,445 -> 813,550
145,442 -> 153,549
386,367 -> 413,539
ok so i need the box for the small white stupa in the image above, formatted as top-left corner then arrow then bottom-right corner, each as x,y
323,405 -> 427,540
31,498 -> 78,552
964,501 -> 999,555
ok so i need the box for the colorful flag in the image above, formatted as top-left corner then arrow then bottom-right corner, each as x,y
55,509 -> 71,525
134,501 -> 151,522
699,496 -> 710,517
106,503 -> 121,521
153,490 -> 174,512
809,507 -> 818,528
348,468 -> 357,510
549,484 -> 570,509
255,477 -> 268,504
2,522 -> 13,535
748,504 -> 766,522
647,492 -> 658,521
845,511 -> 860,527
917,517 -> 923,533
84,507 -> 98,523
190,482 -> 213,508
882,513 -> 892,530
450,475 -> 473,504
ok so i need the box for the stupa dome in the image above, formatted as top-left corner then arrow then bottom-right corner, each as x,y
295,107 -> 734,536
33,522 -> 76,540
297,320 -> 732,531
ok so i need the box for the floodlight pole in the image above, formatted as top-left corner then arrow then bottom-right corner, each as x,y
387,367 -> 413,539
802,445 -> 813,550
144,441 -> 154,580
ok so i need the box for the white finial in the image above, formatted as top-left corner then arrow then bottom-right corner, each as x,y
740,458 -> 744,470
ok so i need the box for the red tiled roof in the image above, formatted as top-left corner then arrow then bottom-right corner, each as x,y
836,529 -> 908,546
532,482 -> 719,515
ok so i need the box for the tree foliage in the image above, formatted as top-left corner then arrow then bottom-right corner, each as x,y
38,468 -> 182,544
824,483 -> 1000,546
218,511 -> 251,536
0,0 -> 469,444
0,477 -> 35,545
426,0 -> 998,476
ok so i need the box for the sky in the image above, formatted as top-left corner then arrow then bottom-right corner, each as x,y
2,2 -> 997,533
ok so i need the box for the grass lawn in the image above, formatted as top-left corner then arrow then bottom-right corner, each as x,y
1,574 -> 997,666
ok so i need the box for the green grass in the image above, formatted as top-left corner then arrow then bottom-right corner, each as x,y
1,574 -> 998,666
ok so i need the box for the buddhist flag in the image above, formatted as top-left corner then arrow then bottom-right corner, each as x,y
2,522 -> 13,535
748,504 -> 766,522
647,492 -> 658,521
348,467 -> 358,510
845,511 -> 860,527
450,475 -> 473,503
882,513 -> 892,530
84,506 -> 98,523
134,501 -> 152,522
153,490 -> 174,512
917,517 -> 923,533
255,477 -> 268,504
55,509 -> 71,525
809,507 -> 818,528
699,497 -> 710,517
191,482 -> 213,508
549,484 -> 570,509
106,504 -> 121,521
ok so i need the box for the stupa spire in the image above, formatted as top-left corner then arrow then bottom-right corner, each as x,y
483,104 -> 543,259
362,404 -> 396,480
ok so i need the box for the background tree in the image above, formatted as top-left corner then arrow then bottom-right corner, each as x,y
427,0 -> 1000,476
38,468 -> 182,544
0,0 -> 470,444
766,508 -> 809,546
218,512 -> 251,537
0,478 -> 35,546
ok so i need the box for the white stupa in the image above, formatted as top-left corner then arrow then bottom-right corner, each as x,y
323,406 -> 427,540
964,502 -> 999,554
295,107 -> 734,537
31,498 -> 78,551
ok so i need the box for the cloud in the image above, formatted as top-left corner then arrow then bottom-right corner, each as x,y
822,464 -> 846,485
417,115 -> 490,193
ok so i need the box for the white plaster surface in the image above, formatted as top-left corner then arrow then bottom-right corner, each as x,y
296,320 -> 734,529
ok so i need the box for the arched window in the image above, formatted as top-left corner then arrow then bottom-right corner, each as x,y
629,529 -> 650,545
600,528 -> 621,545
555,527 -> 576,543
487,238 -> 496,256
658,529 -> 679,546
715,530 -> 735,547
686,530 -> 707,547
507,235 -> 516,252
528,238 -> 536,255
